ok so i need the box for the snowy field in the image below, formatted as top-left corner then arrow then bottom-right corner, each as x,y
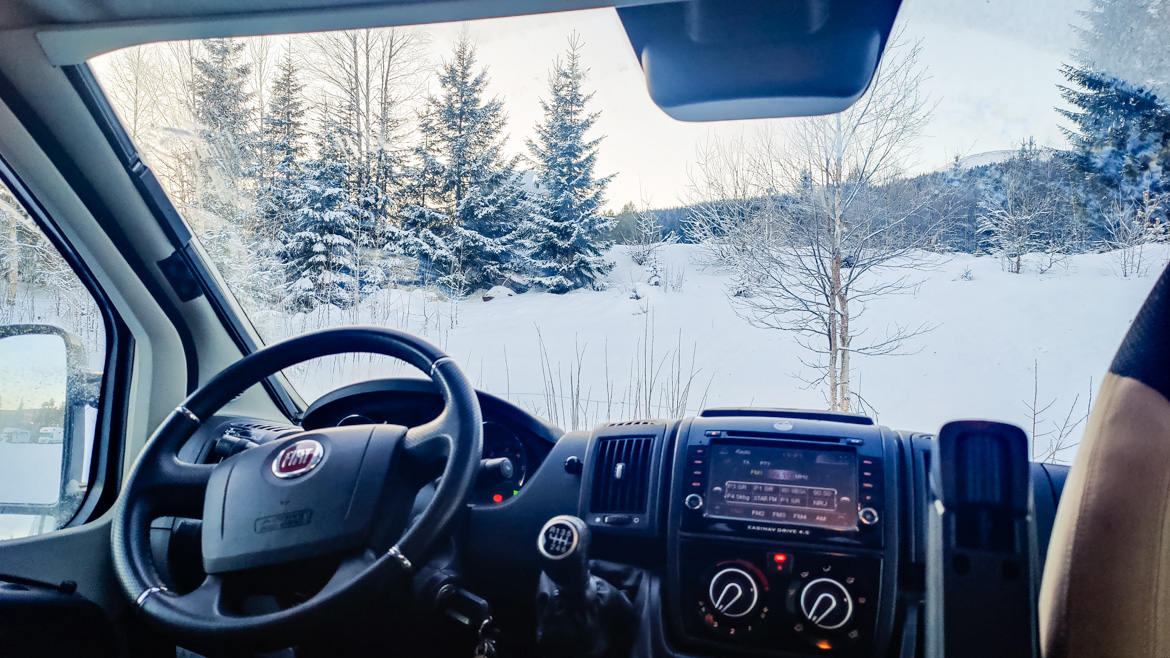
274,244 -> 1168,464
2,244 -> 1162,540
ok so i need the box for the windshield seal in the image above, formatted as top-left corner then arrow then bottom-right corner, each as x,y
61,62 -> 304,421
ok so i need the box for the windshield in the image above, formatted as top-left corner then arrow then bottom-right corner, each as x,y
91,1 -> 1168,461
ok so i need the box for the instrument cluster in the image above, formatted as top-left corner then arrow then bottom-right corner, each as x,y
297,379 -> 557,506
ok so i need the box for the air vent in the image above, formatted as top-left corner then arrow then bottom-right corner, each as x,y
590,436 -> 654,514
229,421 -> 298,435
606,420 -> 657,428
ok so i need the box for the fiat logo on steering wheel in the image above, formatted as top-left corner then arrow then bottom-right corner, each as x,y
271,439 -> 325,479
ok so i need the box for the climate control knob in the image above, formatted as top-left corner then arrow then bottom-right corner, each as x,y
800,578 -> 853,630
708,567 -> 760,618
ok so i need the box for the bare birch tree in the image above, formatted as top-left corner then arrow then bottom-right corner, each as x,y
977,141 -> 1071,274
100,46 -> 168,143
1100,189 -> 1168,277
689,34 -> 941,412
305,28 -> 431,311
306,28 -> 430,174
247,36 -> 273,133
684,136 -> 759,266
978,179 -> 1051,274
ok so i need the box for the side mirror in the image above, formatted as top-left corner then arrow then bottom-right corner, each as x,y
0,324 -> 96,527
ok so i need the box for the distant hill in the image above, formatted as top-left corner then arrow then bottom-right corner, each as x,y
954,150 -> 1016,170
939,147 -> 1061,173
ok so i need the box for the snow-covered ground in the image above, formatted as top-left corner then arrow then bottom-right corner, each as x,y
2,244 -> 1162,540
275,244 -> 1168,465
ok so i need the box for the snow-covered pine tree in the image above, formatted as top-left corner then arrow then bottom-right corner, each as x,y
1060,0 -> 1170,240
1058,65 -> 1170,223
252,45 -> 306,305
392,124 -> 449,282
190,38 -> 256,230
256,46 -> 306,236
396,32 -> 529,292
1074,0 -> 1170,100
524,35 -> 615,293
189,38 -> 269,304
281,107 -> 360,311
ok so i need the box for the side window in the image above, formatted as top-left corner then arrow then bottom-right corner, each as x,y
0,178 -> 106,541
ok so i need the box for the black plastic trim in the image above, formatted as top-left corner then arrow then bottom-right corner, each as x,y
62,63 -> 302,420
1109,262 -> 1170,398
0,153 -> 130,527
156,249 -> 202,303
0,65 -> 199,394
60,66 -> 190,247
701,407 -> 875,425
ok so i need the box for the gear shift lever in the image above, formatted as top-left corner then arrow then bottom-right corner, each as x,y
534,515 -> 635,658
537,515 -> 591,600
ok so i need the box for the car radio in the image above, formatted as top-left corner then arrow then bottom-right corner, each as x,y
668,413 -> 898,656
678,423 -> 886,549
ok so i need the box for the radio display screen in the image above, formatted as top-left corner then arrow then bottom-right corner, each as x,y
705,442 -> 859,531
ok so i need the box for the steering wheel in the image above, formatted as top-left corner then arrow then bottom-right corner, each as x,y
110,327 -> 483,651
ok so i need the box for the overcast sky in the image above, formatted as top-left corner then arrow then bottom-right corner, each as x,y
418,0 -> 1089,210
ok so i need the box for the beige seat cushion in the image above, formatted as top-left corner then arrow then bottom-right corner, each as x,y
1040,373 -> 1170,658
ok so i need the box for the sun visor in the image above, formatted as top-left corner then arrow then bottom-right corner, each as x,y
618,0 -> 902,122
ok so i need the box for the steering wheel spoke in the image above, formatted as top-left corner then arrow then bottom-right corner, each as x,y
149,458 -> 215,518
403,412 -> 456,467
318,550 -> 380,599
167,574 -> 226,619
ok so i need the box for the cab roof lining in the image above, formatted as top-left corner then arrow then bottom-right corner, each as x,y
5,0 -> 658,64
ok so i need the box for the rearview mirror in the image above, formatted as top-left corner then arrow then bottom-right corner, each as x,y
0,325 -> 95,527
618,0 -> 903,121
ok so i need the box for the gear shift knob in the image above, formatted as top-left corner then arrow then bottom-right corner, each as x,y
534,515 -> 635,658
537,515 -> 591,599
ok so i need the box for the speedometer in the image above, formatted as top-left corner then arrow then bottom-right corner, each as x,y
477,421 -> 528,503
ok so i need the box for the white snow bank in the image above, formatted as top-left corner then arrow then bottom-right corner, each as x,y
270,244 -> 1168,465
482,286 -> 516,301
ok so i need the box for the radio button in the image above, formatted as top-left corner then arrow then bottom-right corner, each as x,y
768,552 -> 791,572
859,508 -> 879,525
685,494 -> 704,510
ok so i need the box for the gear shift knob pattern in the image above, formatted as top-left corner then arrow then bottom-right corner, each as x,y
537,515 -> 591,599
542,523 -> 574,555
538,515 -> 587,558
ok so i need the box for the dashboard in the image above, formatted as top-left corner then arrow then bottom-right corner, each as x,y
463,406 -> 1069,657
162,380 -> 1070,658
